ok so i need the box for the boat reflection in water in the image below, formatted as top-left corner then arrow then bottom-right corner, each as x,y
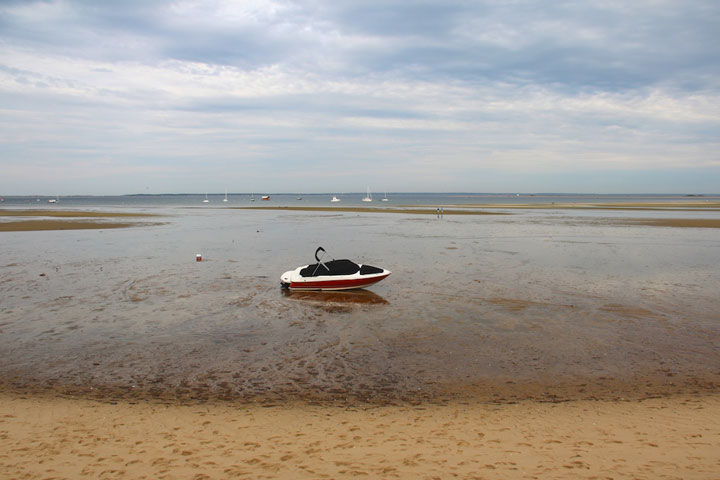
281,288 -> 389,306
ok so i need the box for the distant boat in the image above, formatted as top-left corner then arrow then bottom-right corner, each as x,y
48,195 -> 58,204
203,193 -> 210,203
223,189 -> 228,202
382,191 -> 389,202
261,195 -> 270,201
251,193 -> 255,202
362,187 -> 372,202
331,196 -> 341,203
296,197 -> 303,201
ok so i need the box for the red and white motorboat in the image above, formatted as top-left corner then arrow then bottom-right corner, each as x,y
281,247 -> 391,291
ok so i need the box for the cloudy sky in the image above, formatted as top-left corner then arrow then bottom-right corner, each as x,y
1,0 -> 718,195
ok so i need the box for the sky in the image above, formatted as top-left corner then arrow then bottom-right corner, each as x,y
1,0 -> 719,195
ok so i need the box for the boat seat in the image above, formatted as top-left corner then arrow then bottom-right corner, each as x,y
360,265 -> 383,275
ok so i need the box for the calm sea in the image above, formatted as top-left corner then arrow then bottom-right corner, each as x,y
2,192 -> 718,208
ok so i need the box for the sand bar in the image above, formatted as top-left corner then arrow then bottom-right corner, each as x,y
0,209 -> 162,232
0,209 -> 157,218
615,218 -> 720,229
231,206 -> 507,215
401,202 -> 720,211
1,393 -> 718,479
0,220 -> 151,232
231,205 -> 720,228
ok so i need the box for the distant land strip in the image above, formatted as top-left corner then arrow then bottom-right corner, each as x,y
230,206 -> 507,215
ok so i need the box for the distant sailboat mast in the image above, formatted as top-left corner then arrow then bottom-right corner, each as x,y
362,186 -> 372,202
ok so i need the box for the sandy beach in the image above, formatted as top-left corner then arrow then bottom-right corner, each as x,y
2,393 -> 719,479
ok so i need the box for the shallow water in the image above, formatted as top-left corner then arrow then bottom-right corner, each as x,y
1,206 -> 719,404
3,192 -> 720,208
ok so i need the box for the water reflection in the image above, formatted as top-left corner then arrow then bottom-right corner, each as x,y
281,288 -> 389,305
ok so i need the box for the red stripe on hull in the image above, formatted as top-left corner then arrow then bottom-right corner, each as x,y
289,273 -> 390,291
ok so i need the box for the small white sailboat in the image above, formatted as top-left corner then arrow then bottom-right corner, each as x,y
251,193 -> 255,202
331,196 -> 341,203
203,193 -> 210,203
382,191 -> 389,202
223,189 -> 228,202
362,187 -> 372,202
48,195 -> 58,204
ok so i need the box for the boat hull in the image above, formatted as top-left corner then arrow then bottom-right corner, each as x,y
281,267 -> 390,291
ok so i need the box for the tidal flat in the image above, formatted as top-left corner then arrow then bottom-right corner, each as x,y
1,204 -> 719,405
0,209 -> 160,232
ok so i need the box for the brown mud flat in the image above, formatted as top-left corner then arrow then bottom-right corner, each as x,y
0,220 -> 159,232
0,210 -> 163,232
231,206 -> 507,215
613,218 -> 720,228
1,392 -> 719,480
0,209 -> 157,218
407,201 -> 720,211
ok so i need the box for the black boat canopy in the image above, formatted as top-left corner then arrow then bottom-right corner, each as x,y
299,247 -> 384,277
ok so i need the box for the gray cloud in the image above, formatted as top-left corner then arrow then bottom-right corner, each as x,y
1,0 -> 719,194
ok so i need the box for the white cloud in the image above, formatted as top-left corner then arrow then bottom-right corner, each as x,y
0,0 -> 719,194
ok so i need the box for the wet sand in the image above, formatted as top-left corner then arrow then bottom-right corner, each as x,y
2,392 -> 719,479
0,209 -> 157,218
2,205 -> 720,406
0,210 -> 161,232
614,218 -> 720,228
232,202 -> 720,214
426,202 -> 720,211
0,220 -> 150,232
231,206 -> 506,215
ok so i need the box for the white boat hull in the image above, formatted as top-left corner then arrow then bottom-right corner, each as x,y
281,266 -> 390,291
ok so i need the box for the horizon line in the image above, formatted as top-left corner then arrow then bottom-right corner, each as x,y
2,192 -> 719,198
